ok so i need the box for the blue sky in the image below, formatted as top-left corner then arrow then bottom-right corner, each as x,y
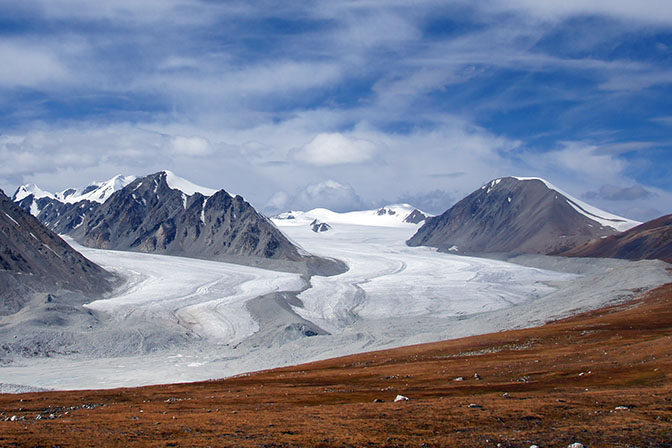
0,0 -> 671,219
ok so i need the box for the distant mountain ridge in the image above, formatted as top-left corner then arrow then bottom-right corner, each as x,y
273,204 -> 429,228
14,175 -> 136,214
407,177 -> 640,255
14,171 -> 344,275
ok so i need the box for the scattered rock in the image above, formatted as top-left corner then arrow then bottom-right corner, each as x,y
614,406 -> 630,410
373,398 -> 385,403
568,443 -> 585,448
468,403 -> 482,409
310,219 -> 332,233
473,373 -> 481,380
530,445 -> 540,448
394,395 -> 409,402
10,415 -> 17,422
502,393 -> 510,399
453,377 -> 465,381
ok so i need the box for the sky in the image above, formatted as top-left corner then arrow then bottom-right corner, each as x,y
0,0 -> 671,220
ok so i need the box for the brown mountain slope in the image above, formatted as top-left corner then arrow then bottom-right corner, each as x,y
0,189 -> 114,315
1,281 -> 671,447
407,177 -> 634,255
561,214 -> 672,263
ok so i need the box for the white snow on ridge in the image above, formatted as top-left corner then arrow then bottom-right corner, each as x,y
12,184 -> 54,202
13,175 -> 136,205
273,204 -> 428,228
57,175 -> 137,204
511,176 -> 640,232
163,170 -> 221,197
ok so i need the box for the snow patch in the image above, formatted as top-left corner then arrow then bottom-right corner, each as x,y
163,170 -> 220,197
2,211 -> 20,227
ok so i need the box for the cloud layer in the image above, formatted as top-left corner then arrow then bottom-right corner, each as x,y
0,1 -> 670,220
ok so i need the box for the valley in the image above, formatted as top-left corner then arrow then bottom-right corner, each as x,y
1,206 -> 668,392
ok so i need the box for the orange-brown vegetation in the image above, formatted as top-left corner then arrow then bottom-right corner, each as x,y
1,283 -> 672,447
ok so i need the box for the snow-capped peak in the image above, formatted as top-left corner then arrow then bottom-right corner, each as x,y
13,175 -> 136,207
510,176 -> 641,232
12,184 -> 55,202
161,170 -> 219,197
56,174 -> 137,204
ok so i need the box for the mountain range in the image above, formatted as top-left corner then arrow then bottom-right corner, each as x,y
14,171 -> 345,275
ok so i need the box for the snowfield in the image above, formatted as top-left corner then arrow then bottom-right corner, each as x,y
0,214 -> 669,391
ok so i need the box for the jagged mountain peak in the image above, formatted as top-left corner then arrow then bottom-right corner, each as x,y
12,183 -> 54,202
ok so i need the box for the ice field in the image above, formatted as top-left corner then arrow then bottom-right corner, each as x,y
1,215 -> 669,391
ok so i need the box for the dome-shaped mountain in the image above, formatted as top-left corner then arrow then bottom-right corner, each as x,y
407,177 -> 640,255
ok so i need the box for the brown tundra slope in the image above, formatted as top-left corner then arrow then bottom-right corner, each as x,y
561,214 -> 672,263
1,281 -> 671,447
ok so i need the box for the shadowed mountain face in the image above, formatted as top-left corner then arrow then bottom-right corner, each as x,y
0,190 -> 113,315
560,214 -> 672,263
407,177 -> 635,255
61,172 -> 344,275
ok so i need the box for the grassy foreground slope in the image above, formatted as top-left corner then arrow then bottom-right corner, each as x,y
1,281 -> 671,447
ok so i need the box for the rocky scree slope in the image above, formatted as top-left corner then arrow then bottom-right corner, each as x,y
0,189 -> 113,315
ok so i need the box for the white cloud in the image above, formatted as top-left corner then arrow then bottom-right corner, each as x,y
290,179 -> 366,212
294,133 -> 378,166
170,136 -> 213,156
491,0 -> 672,26
264,191 -> 289,212
0,41 -> 70,88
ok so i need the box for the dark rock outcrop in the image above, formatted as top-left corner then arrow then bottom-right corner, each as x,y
310,220 -> 332,232
403,209 -> 427,224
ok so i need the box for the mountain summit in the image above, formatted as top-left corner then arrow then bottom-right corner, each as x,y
407,177 -> 640,255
